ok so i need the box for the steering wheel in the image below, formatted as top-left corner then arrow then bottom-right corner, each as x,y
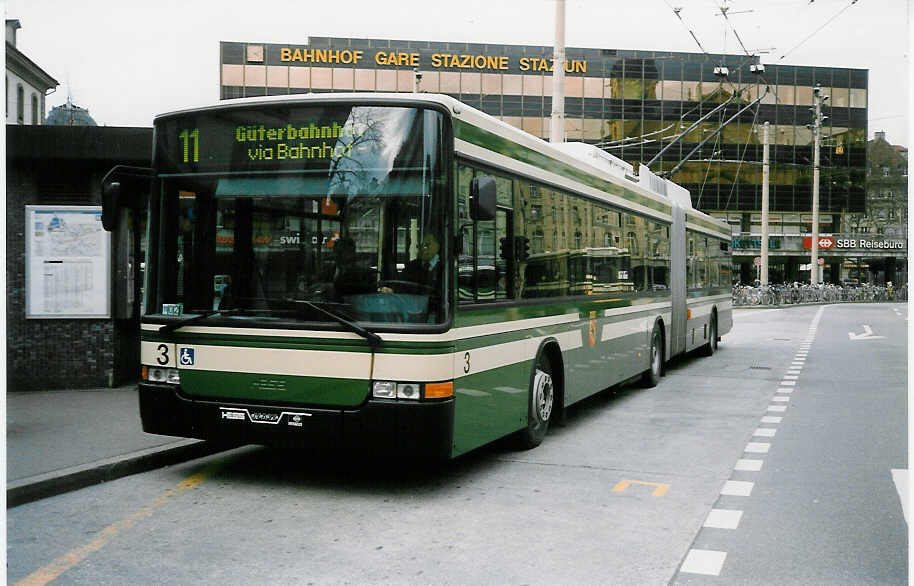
377,280 -> 436,294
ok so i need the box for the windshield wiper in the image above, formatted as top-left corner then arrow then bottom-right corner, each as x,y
158,309 -> 242,335
285,299 -> 382,348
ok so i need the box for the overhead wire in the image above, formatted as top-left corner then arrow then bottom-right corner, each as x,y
777,0 -> 860,62
723,98 -> 763,210
599,2 -> 750,156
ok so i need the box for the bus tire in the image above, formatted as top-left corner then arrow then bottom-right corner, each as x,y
641,324 -> 662,387
701,313 -> 718,357
516,353 -> 554,450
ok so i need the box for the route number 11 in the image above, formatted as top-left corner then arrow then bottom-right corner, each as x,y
179,128 -> 199,163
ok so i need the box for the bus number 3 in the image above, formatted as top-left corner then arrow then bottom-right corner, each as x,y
463,352 -> 471,374
156,344 -> 169,365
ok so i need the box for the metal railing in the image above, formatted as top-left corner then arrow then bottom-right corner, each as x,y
731,283 -> 907,307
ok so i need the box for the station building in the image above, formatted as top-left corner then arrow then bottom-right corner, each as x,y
219,37 -> 905,285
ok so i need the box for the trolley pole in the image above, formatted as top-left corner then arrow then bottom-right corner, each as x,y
810,85 -> 827,284
761,121 -> 770,286
550,0 -> 566,143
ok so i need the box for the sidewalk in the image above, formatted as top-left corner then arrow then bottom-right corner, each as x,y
7,385 -> 226,507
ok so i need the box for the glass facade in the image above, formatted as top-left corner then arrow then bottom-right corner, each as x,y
219,37 -> 868,222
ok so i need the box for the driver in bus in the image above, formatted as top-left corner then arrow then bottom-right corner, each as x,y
403,233 -> 441,289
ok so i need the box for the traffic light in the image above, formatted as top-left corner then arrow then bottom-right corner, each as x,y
499,237 -> 511,260
515,236 -> 530,261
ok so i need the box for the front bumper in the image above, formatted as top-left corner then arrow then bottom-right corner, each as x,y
138,383 -> 455,460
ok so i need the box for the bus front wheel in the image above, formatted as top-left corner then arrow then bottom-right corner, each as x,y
516,353 -> 554,449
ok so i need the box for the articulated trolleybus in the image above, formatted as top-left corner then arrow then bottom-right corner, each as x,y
102,93 -> 732,460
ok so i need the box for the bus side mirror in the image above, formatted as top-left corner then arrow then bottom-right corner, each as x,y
470,176 -> 497,221
102,181 -> 121,231
100,165 -> 153,231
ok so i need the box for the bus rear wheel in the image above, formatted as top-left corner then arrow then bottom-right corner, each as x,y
701,315 -> 718,357
642,324 -> 662,387
516,353 -> 554,449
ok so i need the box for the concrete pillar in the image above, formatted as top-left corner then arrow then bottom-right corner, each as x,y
886,257 -> 897,284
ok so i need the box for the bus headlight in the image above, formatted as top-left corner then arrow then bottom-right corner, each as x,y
371,380 -> 454,400
396,383 -> 420,400
372,381 -> 397,398
145,367 -> 181,385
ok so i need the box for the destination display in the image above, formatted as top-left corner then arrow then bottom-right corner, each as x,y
156,105 -> 436,175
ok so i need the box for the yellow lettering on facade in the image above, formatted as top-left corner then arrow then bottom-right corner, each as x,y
431,53 -> 443,67
519,57 -> 530,71
280,48 -> 291,61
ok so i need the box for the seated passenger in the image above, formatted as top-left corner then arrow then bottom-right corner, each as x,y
330,237 -> 376,298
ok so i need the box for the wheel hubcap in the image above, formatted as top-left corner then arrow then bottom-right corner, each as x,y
533,369 -> 553,422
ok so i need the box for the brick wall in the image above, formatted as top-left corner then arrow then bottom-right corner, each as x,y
6,125 -> 152,390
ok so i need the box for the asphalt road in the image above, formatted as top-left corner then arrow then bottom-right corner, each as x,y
7,304 -> 907,585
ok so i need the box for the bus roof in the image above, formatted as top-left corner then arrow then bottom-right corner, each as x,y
155,92 -> 730,238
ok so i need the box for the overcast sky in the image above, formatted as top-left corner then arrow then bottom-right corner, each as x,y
6,0 -> 910,145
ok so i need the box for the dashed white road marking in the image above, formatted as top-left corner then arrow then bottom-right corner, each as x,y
745,442 -> 770,453
735,459 -> 764,471
761,416 -> 782,424
721,480 -> 754,496
680,549 -> 727,576
891,469 -> 908,524
704,509 -> 744,529
754,428 -> 777,438
772,396 -> 791,402
767,405 -> 787,412
783,375 -> 799,380
780,380 -> 797,386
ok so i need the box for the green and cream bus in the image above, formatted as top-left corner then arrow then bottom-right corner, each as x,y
102,93 -> 732,460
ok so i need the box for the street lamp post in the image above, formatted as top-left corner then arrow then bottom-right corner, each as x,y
550,0 -> 565,143
810,84 -> 828,284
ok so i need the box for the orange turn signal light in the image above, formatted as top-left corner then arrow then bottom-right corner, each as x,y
141,366 -> 148,381
425,381 -> 454,399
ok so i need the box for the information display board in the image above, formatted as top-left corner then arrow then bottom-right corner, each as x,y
25,206 -> 111,319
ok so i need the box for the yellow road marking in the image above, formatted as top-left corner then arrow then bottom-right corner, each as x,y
612,478 -> 670,497
15,461 -> 221,586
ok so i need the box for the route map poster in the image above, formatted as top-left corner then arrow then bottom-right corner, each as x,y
25,206 -> 111,319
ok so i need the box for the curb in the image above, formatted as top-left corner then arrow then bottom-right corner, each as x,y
7,439 -> 232,508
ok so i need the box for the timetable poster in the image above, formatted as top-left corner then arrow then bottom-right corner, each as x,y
26,206 -> 111,319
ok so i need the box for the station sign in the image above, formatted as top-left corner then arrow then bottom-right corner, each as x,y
276,47 -> 590,73
833,238 -> 905,250
802,236 -> 835,249
732,237 -> 781,249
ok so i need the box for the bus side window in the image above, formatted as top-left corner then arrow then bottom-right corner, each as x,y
457,164 -> 515,303
457,164 -> 475,302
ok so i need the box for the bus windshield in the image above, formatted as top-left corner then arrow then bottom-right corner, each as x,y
150,105 -> 448,326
